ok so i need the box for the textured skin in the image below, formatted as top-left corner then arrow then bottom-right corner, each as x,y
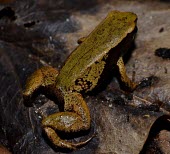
56,11 -> 137,92
23,11 -> 137,150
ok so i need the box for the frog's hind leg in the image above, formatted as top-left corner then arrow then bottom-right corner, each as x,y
23,66 -> 59,101
42,92 -> 93,150
116,57 -> 137,91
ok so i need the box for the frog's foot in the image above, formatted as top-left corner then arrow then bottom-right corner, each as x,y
44,127 -> 94,150
135,76 -> 159,90
42,92 -> 92,149
116,56 -> 137,91
23,66 -> 59,101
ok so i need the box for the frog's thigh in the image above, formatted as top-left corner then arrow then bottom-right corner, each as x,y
117,57 -> 137,91
64,92 -> 91,129
23,66 -> 59,98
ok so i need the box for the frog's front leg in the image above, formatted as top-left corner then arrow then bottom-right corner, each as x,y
42,92 -> 93,150
116,57 -> 137,91
23,66 -> 59,103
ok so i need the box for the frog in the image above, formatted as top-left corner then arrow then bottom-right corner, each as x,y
23,11 -> 138,150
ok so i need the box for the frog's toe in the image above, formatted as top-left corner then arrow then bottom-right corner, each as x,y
44,127 -> 76,150
44,127 -> 94,150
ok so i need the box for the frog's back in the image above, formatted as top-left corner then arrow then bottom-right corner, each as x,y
56,11 -> 137,92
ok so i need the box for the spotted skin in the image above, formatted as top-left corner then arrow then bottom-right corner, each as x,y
23,11 -> 138,150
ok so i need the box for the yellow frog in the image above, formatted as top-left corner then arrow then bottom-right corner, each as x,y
23,11 -> 137,149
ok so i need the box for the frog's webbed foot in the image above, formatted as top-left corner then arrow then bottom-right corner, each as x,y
23,66 -> 59,102
44,127 -> 95,150
116,57 -> 137,91
42,92 -> 93,150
